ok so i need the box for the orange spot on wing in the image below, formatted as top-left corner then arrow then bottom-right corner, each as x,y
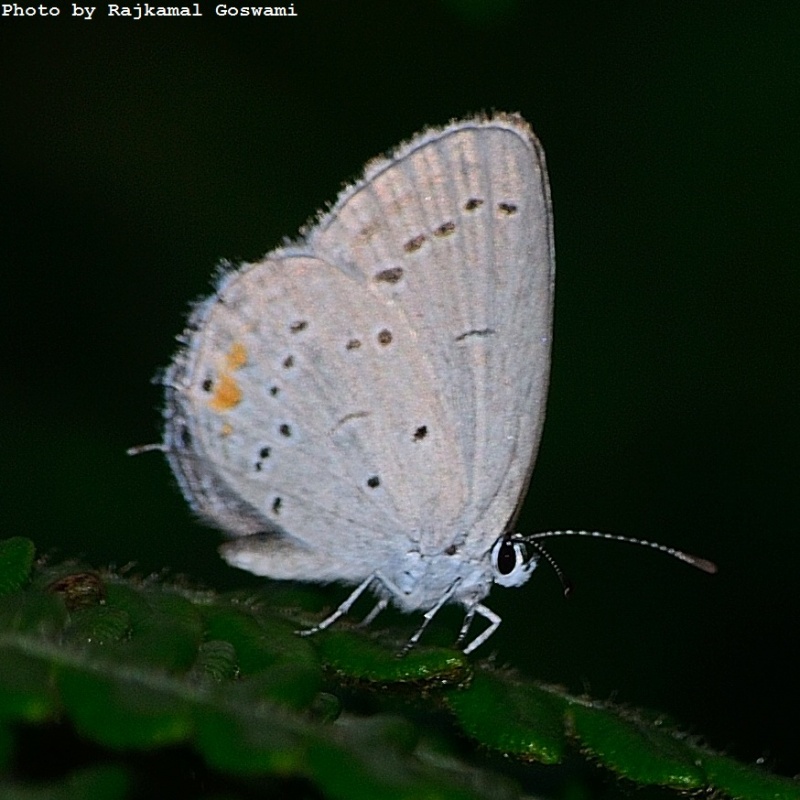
226,341 -> 248,370
207,341 -> 248,412
209,372 -> 242,411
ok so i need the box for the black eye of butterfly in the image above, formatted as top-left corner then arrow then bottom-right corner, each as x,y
496,538 -> 521,576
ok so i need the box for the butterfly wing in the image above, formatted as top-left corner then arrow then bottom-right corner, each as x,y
163,114 -> 553,584
310,114 -> 554,551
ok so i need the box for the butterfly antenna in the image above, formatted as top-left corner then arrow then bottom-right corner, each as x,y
521,530 -> 717,574
526,539 -> 574,597
126,442 -> 166,457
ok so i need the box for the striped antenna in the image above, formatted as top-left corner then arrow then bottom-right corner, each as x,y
516,529 -> 717,575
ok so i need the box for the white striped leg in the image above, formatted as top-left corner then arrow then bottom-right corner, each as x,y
398,581 -> 460,657
296,574 -> 376,637
359,598 -> 389,627
460,603 -> 502,655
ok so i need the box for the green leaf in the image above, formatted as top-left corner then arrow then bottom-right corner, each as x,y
0,645 -> 57,722
316,627 -> 469,685
569,702 -> 705,788
58,664 -> 194,748
446,667 -> 567,763
701,751 -> 800,800
0,537 -> 794,800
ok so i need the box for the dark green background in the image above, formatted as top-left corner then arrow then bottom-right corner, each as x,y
2,0 -> 798,783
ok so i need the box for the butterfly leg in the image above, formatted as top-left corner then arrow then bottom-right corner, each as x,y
296,574 -> 376,637
359,598 -> 388,627
455,606 -> 477,647
398,580 -> 460,657
460,603 -> 502,655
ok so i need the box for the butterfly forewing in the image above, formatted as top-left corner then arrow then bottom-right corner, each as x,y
310,115 -> 554,549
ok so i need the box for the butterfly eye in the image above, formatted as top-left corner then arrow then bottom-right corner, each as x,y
491,535 -> 538,588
